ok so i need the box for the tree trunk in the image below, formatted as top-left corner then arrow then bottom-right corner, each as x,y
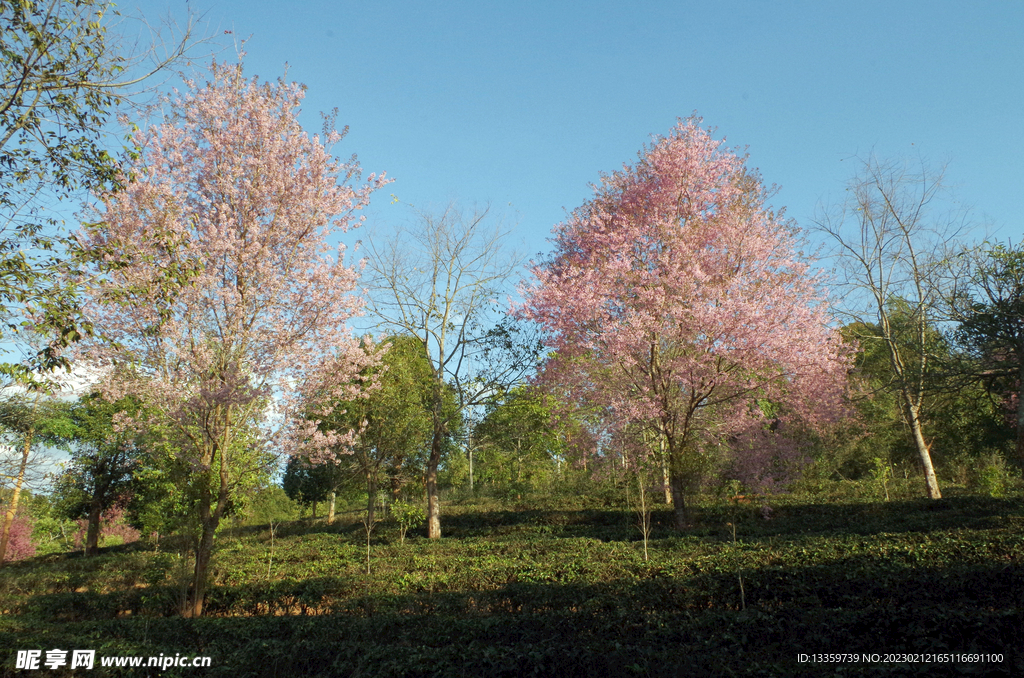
327,491 -> 336,525
426,426 -> 442,539
85,499 -> 103,556
668,466 -> 688,529
0,427 -> 33,565
186,519 -> 217,618
365,475 -> 377,528
664,435 -> 689,529
659,436 -> 672,505
185,439 -> 232,618
906,401 -> 941,499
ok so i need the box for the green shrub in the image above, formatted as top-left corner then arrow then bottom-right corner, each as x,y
968,451 -> 1017,498
242,485 -> 300,526
389,501 -> 426,544
3,492 -> 1022,676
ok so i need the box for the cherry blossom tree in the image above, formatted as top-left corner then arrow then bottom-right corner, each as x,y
77,61 -> 386,615
522,118 -> 852,528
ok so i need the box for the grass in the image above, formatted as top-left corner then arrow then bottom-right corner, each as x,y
1,491 -> 1022,677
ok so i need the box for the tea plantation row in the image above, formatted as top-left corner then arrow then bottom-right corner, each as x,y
2,495 -> 1021,677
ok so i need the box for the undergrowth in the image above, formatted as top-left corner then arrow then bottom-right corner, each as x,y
1,493 -> 1021,677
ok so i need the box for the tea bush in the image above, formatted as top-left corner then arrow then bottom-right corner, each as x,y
2,493 -> 1021,676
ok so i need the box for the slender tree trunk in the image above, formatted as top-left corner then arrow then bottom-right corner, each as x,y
187,517 -> 217,618
905,400 -> 941,499
659,436 -> 672,505
665,435 -> 689,529
636,473 -> 651,562
365,475 -> 377,528
426,425 -> 442,539
0,427 -> 33,565
186,438 -> 232,618
327,491 -> 336,525
85,499 -> 103,556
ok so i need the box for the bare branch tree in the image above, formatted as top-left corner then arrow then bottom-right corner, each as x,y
364,203 -> 529,538
815,155 -> 971,499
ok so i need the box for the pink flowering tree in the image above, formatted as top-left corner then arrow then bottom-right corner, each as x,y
77,61 -> 386,616
1,511 -> 35,562
522,118 -> 853,528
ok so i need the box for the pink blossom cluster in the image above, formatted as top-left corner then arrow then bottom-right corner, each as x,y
77,61 -> 389,458
522,118 -> 854,487
2,511 -> 36,562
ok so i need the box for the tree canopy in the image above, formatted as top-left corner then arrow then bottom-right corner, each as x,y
523,118 -> 853,526
76,60 -> 386,616
0,0 -> 202,378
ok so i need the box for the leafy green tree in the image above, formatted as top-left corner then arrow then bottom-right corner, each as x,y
0,0 -> 202,377
950,242 -> 1024,463
389,500 -> 425,544
242,485 -> 298,526
0,392 -> 74,564
282,455 -> 349,522
26,491 -> 76,554
309,335 -> 444,528
50,392 -> 147,555
473,386 -> 560,499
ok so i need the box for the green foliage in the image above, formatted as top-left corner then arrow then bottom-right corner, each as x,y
308,334 -> 462,508
389,501 -> 425,543
241,486 -> 300,527
868,456 -> 892,500
824,315 -> 1015,486
0,393 -> 75,446
951,240 -> 1024,464
954,242 -> 1024,368
0,0 -> 124,197
282,456 -> 350,509
0,0 -> 202,379
0,0 -> 125,373
125,419 -> 276,543
473,386 -> 561,499
0,394 -> 76,563
346,335 -> 439,496
27,494 -> 76,555
965,452 -> 1018,498
49,393 -> 147,534
1,493 -> 1021,675
124,444 -> 197,543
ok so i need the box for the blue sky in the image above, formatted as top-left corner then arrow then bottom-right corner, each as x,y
10,0 -> 1022,482
132,0 -> 1023,269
